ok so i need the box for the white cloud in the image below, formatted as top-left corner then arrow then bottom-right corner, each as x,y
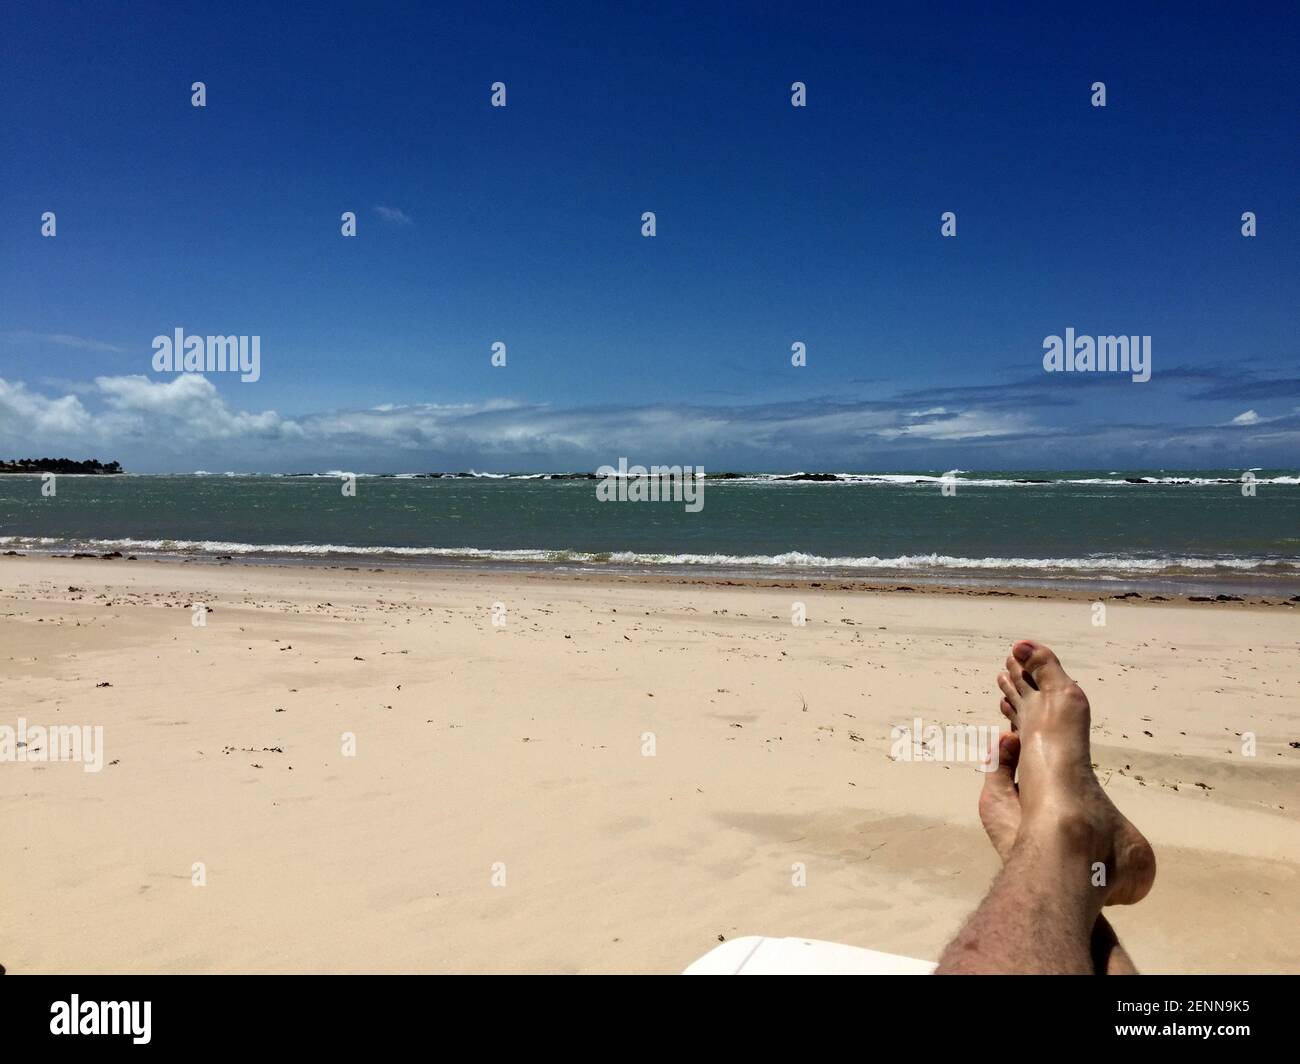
5,373 -> 1295,471
1221,408 -> 1296,428
95,375 -> 294,439
5,331 -> 124,353
0,378 -> 92,435
876,410 -> 1026,440
0,375 -> 297,455
372,205 -> 412,225
0,374 -> 1047,469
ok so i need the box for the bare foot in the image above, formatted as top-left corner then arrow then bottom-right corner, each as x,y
978,731 -> 1021,862
996,640 -> 1156,906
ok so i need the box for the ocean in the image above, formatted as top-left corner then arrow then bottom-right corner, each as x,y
2,470 -> 1297,594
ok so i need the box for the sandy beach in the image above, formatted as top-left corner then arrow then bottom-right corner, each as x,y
1,553 -> 1297,974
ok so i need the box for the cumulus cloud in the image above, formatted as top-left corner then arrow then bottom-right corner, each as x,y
5,374 -> 1295,472
0,374 -> 1045,470
0,375 -> 298,455
0,378 -> 92,436
95,375 -> 293,438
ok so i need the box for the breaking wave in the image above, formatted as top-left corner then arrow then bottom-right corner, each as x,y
3,537 -> 1295,575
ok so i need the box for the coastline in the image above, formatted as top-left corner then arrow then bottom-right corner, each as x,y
5,547 -> 1299,604
5,469 -> 1297,600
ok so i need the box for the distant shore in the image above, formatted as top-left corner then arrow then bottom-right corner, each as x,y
0,458 -> 122,474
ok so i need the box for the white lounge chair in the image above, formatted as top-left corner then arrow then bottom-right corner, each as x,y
684,936 -> 936,975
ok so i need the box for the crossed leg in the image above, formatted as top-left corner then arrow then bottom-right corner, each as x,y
936,640 -> 1156,975
978,730 -> 1137,974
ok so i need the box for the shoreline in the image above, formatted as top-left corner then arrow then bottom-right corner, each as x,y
4,550 -> 1298,607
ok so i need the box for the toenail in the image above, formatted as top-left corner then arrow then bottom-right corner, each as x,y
1013,643 -> 1032,662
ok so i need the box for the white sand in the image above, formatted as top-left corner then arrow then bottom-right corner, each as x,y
2,555 -> 1297,973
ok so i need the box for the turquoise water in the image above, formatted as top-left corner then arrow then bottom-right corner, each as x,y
1,471 -> 1297,592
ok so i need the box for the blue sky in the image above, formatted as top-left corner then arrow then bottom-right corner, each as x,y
1,0 -> 1297,472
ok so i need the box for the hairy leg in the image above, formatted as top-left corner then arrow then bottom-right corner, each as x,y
935,640 -> 1154,974
979,731 -> 1138,974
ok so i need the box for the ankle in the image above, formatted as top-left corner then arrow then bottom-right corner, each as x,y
1019,802 -> 1106,862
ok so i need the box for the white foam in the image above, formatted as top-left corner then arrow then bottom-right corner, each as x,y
3,536 -> 1295,574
